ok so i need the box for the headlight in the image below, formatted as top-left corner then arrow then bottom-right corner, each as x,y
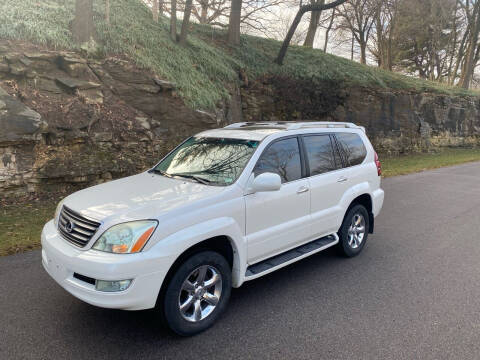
53,200 -> 64,226
92,220 -> 158,254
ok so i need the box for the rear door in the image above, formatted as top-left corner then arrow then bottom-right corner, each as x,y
245,136 -> 311,263
302,134 -> 347,237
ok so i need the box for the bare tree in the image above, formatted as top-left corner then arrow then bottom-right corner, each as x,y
228,0 -> 243,45
170,0 -> 177,41
152,0 -> 159,22
369,0 -> 398,70
179,0 -> 194,44
275,10 -> 309,45
106,0 -> 111,26
72,0 -> 95,44
323,8 -> 336,51
303,0 -> 325,47
275,0 -> 347,65
458,0 -> 480,88
337,0 -> 376,64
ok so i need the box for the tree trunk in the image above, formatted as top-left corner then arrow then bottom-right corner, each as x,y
450,27 -> 469,85
360,41 -> 366,64
170,0 -> 177,41
351,35 -> 354,61
386,36 -> 392,70
179,0 -> 193,45
275,8 -> 306,64
228,0 -> 242,45
275,0 -> 347,65
159,0 -> 164,16
323,8 -> 335,52
105,0 -> 110,26
152,0 -> 159,22
303,11 -> 320,47
72,0 -> 94,44
200,0 -> 208,24
459,16 -> 480,88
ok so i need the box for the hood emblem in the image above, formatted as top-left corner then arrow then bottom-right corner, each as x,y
65,220 -> 75,233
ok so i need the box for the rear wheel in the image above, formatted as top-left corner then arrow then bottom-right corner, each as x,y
162,251 -> 232,336
337,204 -> 369,257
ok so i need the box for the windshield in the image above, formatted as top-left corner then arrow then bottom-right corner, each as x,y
154,137 -> 259,186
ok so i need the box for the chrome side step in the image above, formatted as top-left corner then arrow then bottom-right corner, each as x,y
244,234 -> 339,280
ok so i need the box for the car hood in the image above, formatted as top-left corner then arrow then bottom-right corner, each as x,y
63,172 -> 226,221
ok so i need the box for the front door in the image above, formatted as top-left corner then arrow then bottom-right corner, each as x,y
245,137 -> 311,264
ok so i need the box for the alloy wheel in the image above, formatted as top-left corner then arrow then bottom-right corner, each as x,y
178,265 -> 223,322
347,213 -> 366,249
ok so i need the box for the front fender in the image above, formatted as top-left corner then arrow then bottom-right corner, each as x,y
148,217 -> 246,288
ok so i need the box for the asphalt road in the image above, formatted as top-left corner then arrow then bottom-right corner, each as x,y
2,162 -> 480,360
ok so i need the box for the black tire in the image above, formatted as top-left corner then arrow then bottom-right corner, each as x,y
162,251 -> 232,336
337,204 -> 370,257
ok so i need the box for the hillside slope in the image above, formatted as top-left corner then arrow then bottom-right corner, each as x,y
1,0 -> 480,198
0,0 -> 477,110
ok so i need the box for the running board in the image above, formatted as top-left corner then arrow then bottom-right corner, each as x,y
245,234 -> 339,280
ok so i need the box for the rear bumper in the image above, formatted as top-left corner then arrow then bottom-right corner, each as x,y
41,220 -> 172,310
372,188 -> 384,218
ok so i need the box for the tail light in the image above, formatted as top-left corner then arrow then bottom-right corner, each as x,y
374,152 -> 382,176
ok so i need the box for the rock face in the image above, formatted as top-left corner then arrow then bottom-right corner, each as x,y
0,41 -> 229,196
240,78 -> 480,154
0,40 -> 479,197
0,86 -> 45,144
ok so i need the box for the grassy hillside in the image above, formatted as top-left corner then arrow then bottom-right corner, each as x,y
0,0 -> 477,109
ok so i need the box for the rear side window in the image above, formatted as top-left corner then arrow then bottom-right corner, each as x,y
303,135 -> 341,176
335,133 -> 367,167
254,138 -> 302,183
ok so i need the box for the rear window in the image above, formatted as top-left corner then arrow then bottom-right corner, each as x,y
335,133 -> 367,167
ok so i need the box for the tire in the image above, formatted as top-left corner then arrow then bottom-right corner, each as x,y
337,204 -> 370,257
162,251 -> 232,336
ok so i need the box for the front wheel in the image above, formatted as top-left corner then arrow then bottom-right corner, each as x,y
162,251 -> 232,336
337,204 -> 369,257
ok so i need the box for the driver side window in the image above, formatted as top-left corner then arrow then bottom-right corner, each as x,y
254,138 -> 302,183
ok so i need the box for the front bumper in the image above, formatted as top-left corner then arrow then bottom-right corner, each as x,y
41,220 -> 172,310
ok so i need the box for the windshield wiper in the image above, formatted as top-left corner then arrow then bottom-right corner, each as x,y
169,173 -> 212,185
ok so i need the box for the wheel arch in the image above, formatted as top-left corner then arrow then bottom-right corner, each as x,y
156,235 -> 239,308
345,193 -> 374,233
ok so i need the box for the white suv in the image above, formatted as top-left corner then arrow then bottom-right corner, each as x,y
41,121 -> 384,335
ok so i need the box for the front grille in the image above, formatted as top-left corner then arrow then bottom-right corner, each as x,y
58,206 -> 101,247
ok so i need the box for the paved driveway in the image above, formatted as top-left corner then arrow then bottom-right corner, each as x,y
1,162 -> 480,359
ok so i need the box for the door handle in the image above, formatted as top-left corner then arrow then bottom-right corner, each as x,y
297,186 -> 309,194
337,176 -> 348,183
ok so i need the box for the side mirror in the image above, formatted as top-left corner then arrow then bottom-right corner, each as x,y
251,172 -> 282,193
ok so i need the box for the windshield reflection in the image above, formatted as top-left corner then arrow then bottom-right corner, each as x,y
154,137 -> 259,186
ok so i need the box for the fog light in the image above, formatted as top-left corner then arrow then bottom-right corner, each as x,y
95,279 -> 132,292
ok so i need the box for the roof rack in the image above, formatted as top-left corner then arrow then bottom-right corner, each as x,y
224,121 -> 365,132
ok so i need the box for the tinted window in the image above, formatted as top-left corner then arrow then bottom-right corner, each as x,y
254,138 -> 302,183
303,135 -> 340,176
335,133 -> 367,166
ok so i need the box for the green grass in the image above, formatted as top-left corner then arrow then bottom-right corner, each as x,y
1,148 -> 480,256
0,0 -> 478,110
381,148 -> 480,177
0,200 -> 57,256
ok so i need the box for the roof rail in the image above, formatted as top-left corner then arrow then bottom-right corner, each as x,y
287,122 -> 360,130
224,121 -> 365,132
223,122 -> 286,129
